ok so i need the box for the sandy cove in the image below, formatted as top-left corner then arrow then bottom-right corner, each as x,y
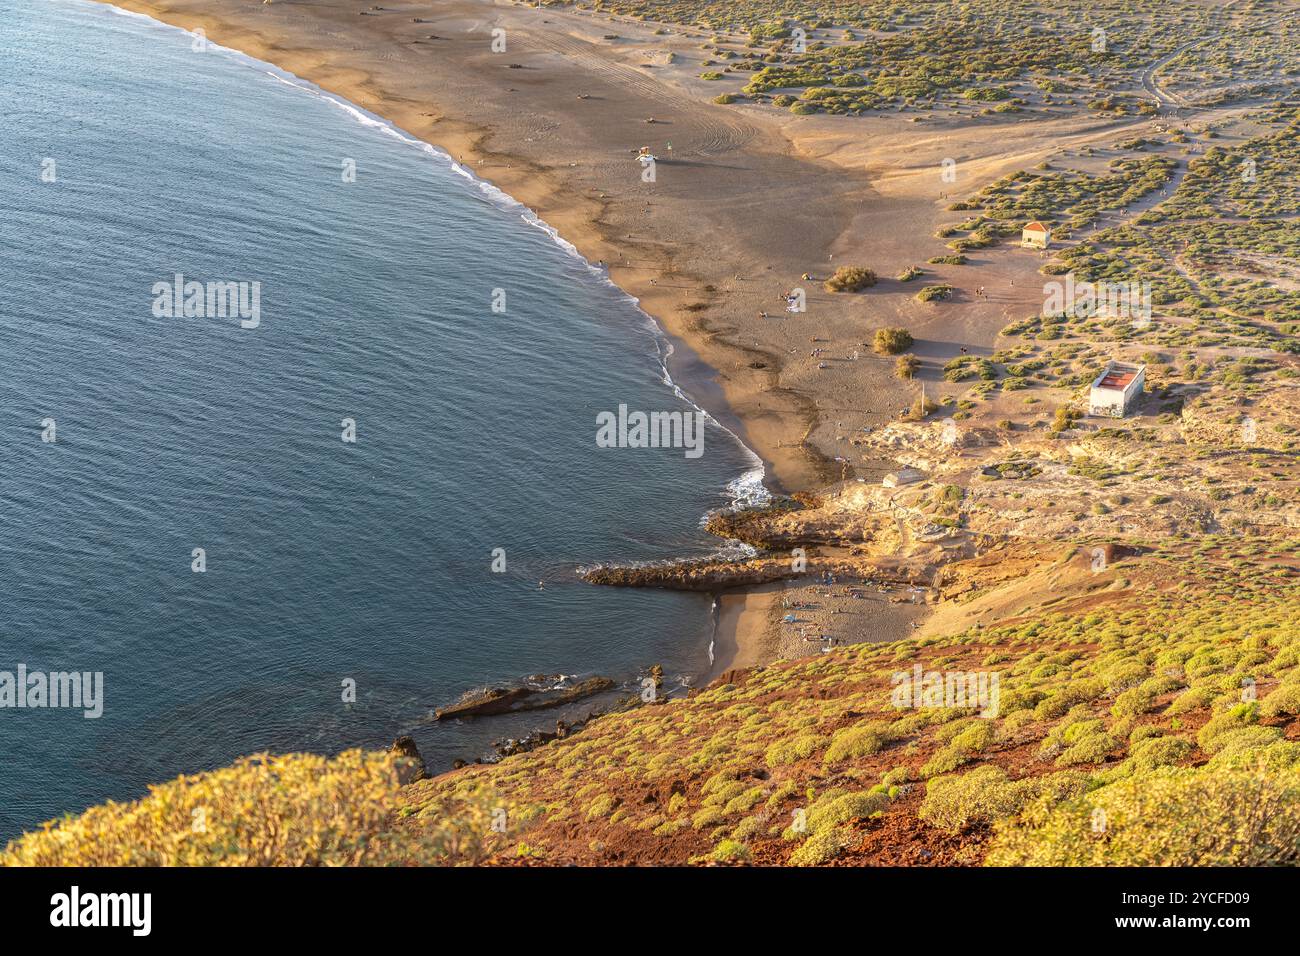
90,0 -> 1160,673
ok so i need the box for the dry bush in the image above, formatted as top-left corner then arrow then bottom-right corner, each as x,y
824,265 -> 877,292
873,326 -> 914,355
1,750 -> 516,867
986,765 -> 1300,866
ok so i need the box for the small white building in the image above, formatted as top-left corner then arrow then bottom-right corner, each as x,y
1022,220 -> 1051,249
1088,361 -> 1146,418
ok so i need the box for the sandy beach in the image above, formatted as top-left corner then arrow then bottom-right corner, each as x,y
92,0 -> 1164,672
12,0 -> 1299,874
709,575 -> 928,682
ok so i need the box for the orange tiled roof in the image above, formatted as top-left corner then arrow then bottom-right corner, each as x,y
1097,370 -> 1137,389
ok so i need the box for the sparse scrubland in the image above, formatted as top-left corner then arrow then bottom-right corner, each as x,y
28,0 -> 1296,869
554,0 -> 1297,116
1044,105 -> 1300,350
1,751 -> 518,867
9,536 -> 1296,866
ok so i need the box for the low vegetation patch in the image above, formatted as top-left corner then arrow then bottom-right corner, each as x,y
873,326 -> 914,355
824,266 -> 877,293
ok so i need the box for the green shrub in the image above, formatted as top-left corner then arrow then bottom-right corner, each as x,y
806,791 -> 889,832
1197,702 -> 1259,752
916,284 -> 953,302
1056,732 -> 1118,767
788,827 -> 849,865
766,733 -> 828,767
692,805 -> 727,829
824,266 -> 877,293
894,353 -> 921,379
950,720 -> 998,753
873,326 -> 914,355
1260,683 -> 1300,718
1165,685 -> 1217,715
881,766 -> 914,787
920,744 -> 973,778
586,794 -> 617,819
1203,726 -> 1284,760
710,838 -> 751,863
1127,736 -> 1193,772
987,766 -> 1300,866
920,766 -> 1087,831
1104,661 -> 1149,694
824,721 -> 896,764
1111,687 -> 1156,718
1033,679 -> 1105,720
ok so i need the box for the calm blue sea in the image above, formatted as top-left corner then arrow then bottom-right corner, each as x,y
0,0 -> 763,840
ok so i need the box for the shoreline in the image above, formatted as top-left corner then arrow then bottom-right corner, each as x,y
83,0 -> 1129,677
255,37 -> 776,510
93,0 -> 782,677
85,0 -> 862,494
707,583 -> 781,681
86,0 -> 807,675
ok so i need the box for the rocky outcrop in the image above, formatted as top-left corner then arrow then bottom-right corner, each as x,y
582,557 -> 800,590
388,735 -> 427,784
493,716 -> 590,758
585,553 -> 938,591
435,676 -> 616,720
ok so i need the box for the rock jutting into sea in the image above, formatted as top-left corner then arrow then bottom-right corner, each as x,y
434,676 -> 617,720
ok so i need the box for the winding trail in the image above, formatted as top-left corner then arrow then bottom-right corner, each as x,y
1140,11 -> 1296,110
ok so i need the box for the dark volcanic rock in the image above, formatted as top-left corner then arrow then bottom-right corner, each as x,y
581,558 -> 799,590
514,676 -> 616,712
435,686 -> 532,720
493,715 -> 597,758
388,735 -> 427,784
435,676 -> 615,720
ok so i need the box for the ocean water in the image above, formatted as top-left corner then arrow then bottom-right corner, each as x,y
0,0 -> 763,840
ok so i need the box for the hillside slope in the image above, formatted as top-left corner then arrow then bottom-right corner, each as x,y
5,536 -> 1295,866
397,537 -> 1298,865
